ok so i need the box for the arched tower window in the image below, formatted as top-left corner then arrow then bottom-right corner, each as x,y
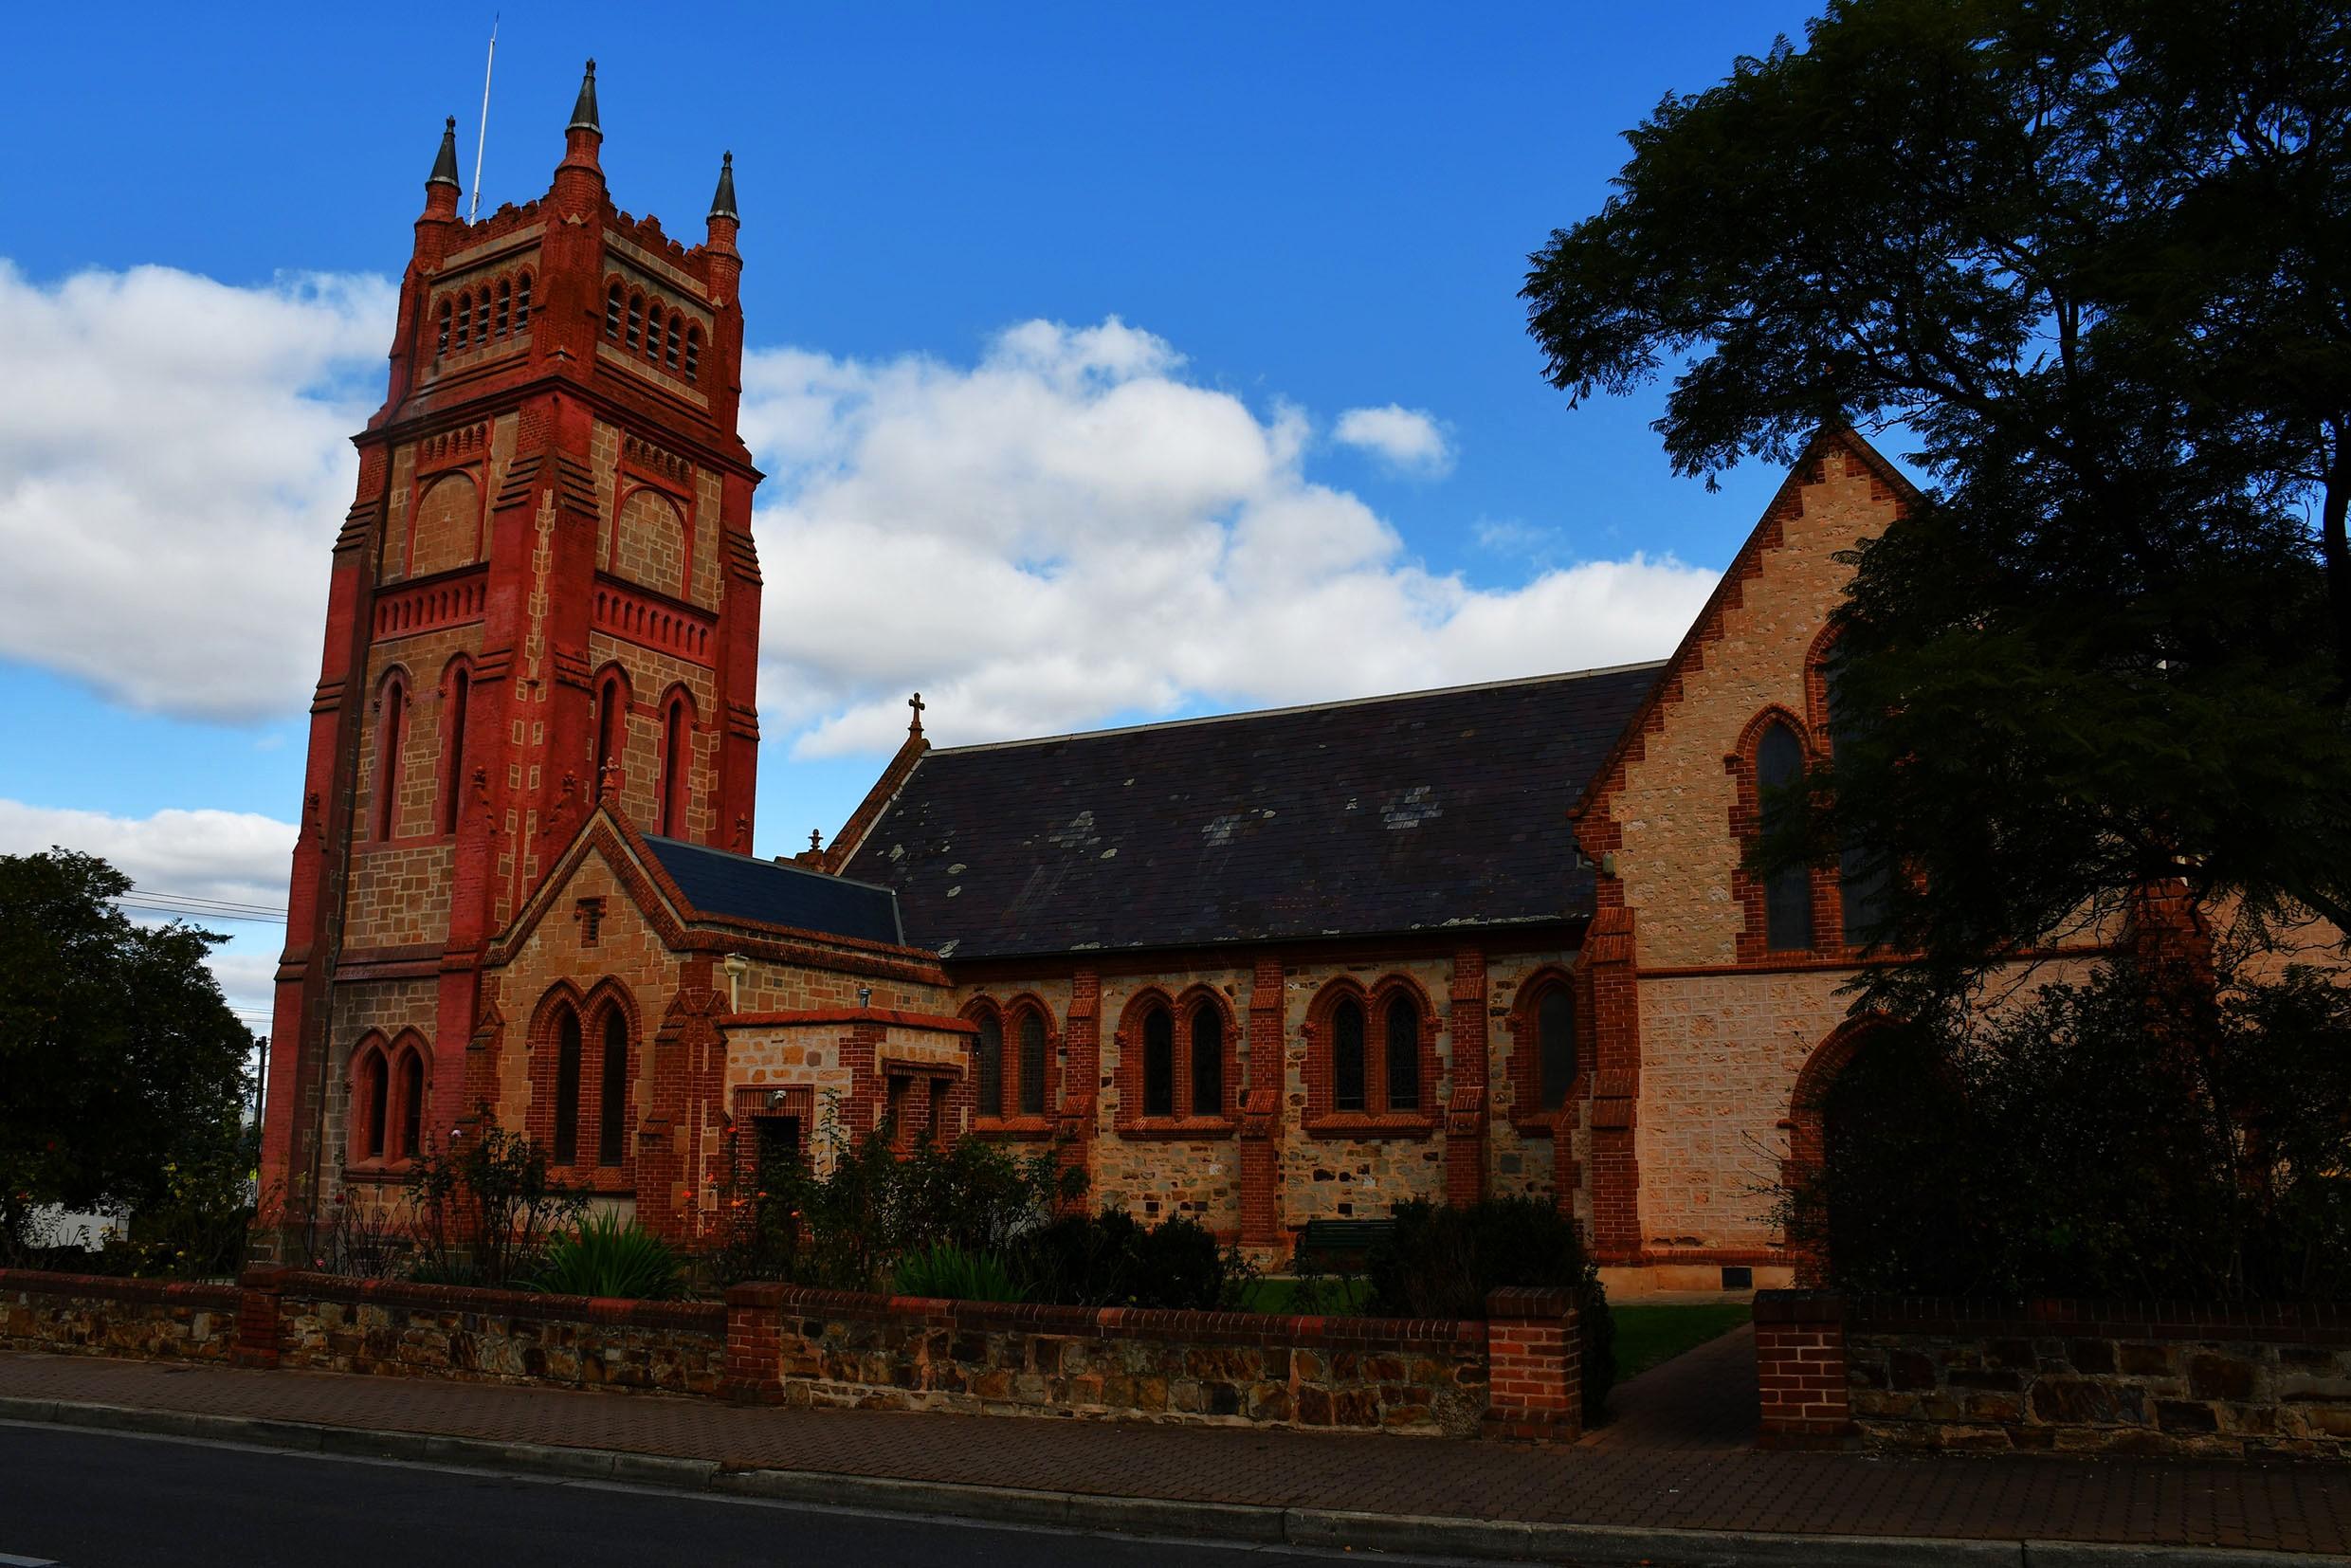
658,690 -> 691,837
1141,1003 -> 1175,1118
597,1008 -> 629,1166
494,280 -> 511,337
515,271 -> 533,328
664,314 -> 682,370
440,660 -> 470,834
626,293 -> 645,351
1190,1003 -> 1223,1116
592,669 -> 629,800
553,1008 -> 582,1165
372,672 -> 410,842
1757,721 -> 1814,951
1017,1010 -> 1048,1116
975,1012 -> 1004,1117
436,300 -> 452,357
1331,996 -> 1367,1112
454,293 -> 472,351
683,328 -> 702,384
605,282 -> 624,339
475,287 -> 492,347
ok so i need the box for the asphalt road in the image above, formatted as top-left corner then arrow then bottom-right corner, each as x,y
0,1424 -> 1461,1568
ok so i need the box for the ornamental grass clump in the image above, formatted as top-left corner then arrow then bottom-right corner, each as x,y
533,1210 -> 686,1301
890,1242 -> 1025,1303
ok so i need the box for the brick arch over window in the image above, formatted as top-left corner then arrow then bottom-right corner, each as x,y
1725,704 -> 1830,961
965,994 -> 1058,1137
1505,964 -> 1591,1135
345,1031 -> 392,1167
409,469 -> 483,577
1112,984 -> 1239,1138
1303,974 -> 1441,1138
1779,1014 -> 1895,1286
612,486 -> 690,599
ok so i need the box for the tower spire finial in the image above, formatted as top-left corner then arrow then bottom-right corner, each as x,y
428,116 -> 462,191
709,150 -> 738,222
568,58 -> 600,134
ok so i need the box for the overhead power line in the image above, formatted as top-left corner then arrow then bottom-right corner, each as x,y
112,884 -> 289,925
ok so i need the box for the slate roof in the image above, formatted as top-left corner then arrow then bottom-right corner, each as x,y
641,834 -> 905,946
838,664 -> 1663,960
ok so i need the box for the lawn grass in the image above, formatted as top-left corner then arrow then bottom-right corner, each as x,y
1240,1275 -> 1375,1315
1609,1302 -> 1753,1380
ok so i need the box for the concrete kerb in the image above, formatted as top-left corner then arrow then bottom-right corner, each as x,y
1,1395 -> 2343,1567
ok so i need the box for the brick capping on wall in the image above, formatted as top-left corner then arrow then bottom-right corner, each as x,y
1755,1289 -> 2351,1458
1,1267 -> 1583,1442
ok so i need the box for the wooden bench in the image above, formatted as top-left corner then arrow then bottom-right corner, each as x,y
1291,1218 -> 1395,1273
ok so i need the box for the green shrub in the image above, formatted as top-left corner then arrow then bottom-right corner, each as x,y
1366,1196 -> 1614,1415
891,1243 -> 1026,1302
533,1211 -> 686,1301
1785,963 -> 2351,1301
1011,1207 -> 1238,1309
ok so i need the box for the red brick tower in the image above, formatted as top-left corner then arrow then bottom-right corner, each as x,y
257,64 -> 763,1250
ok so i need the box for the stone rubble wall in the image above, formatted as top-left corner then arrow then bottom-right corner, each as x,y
1758,1290 -> 2351,1459
0,1270 -> 239,1361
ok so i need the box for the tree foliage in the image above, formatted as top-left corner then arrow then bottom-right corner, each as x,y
0,849 -> 253,1254
1785,963 -> 2351,1299
1523,0 -> 2351,991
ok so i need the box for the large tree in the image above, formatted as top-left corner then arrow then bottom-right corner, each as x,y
1523,0 -> 2351,995
0,849 -> 253,1252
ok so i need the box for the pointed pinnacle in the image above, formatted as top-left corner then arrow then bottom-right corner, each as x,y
428,116 -> 462,189
568,58 -> 601,134
709,150 -> 738,221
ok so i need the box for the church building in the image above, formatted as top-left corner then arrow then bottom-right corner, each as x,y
258,66 -> 1953,1294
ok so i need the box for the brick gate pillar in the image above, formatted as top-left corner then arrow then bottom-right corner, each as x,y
1753,1290 -> 1851,1449
1484,1285 -> 1582,1441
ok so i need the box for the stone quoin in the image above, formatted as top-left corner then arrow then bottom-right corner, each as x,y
255,63 -> 2158,1294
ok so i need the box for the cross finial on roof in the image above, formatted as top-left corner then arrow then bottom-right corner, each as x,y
597,757 -> 620,802
809,829 -> 822,853
907,691 -> 925,736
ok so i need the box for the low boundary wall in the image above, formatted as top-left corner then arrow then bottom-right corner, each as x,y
1756,1290 -> 2351,1458
0,1268 -> 1585,1441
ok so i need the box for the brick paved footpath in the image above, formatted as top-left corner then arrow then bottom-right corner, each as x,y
2,1327 -> 2345,1558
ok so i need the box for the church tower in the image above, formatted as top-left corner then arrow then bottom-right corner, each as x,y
257,64 -> 763,1248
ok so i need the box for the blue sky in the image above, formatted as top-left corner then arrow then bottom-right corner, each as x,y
0,1 -> 1832,1022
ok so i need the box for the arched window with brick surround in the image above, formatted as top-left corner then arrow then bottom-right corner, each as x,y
657,687 -> 693,838
597,1006 -> 630,1166
1304,976 -> 1439,1135
439,657 -> 471,834
371,669 -> 411,842
1114,987 -> 1239,1134
1505,968 -> 1585,1133
553,1007 -> 582,1166
392,1035 -> 429,1160
974,1011 -> 1004,1117
592,665 -> 630,802
1757,721 -> 1813,951
353,1038 -> 390,1162
1813,638 -> 1893,951
1016,1007 -> 1048,1116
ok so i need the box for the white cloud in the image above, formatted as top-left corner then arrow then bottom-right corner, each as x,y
743,321 -> 1715,757
0,259 -> 1712,769
1333,403 -> 1453,475
0,798 -> 296,908
0,261 -> 394,721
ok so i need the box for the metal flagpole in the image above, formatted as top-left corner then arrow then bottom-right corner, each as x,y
468,15 -> 499,223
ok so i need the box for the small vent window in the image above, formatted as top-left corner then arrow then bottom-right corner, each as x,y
515,272 -> 533,328
605,283 -> 624,339
626,293 -> 644,351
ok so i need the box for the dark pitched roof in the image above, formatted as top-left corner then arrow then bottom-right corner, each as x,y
838,665 -> 1663,960
641,834 -> 904,946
